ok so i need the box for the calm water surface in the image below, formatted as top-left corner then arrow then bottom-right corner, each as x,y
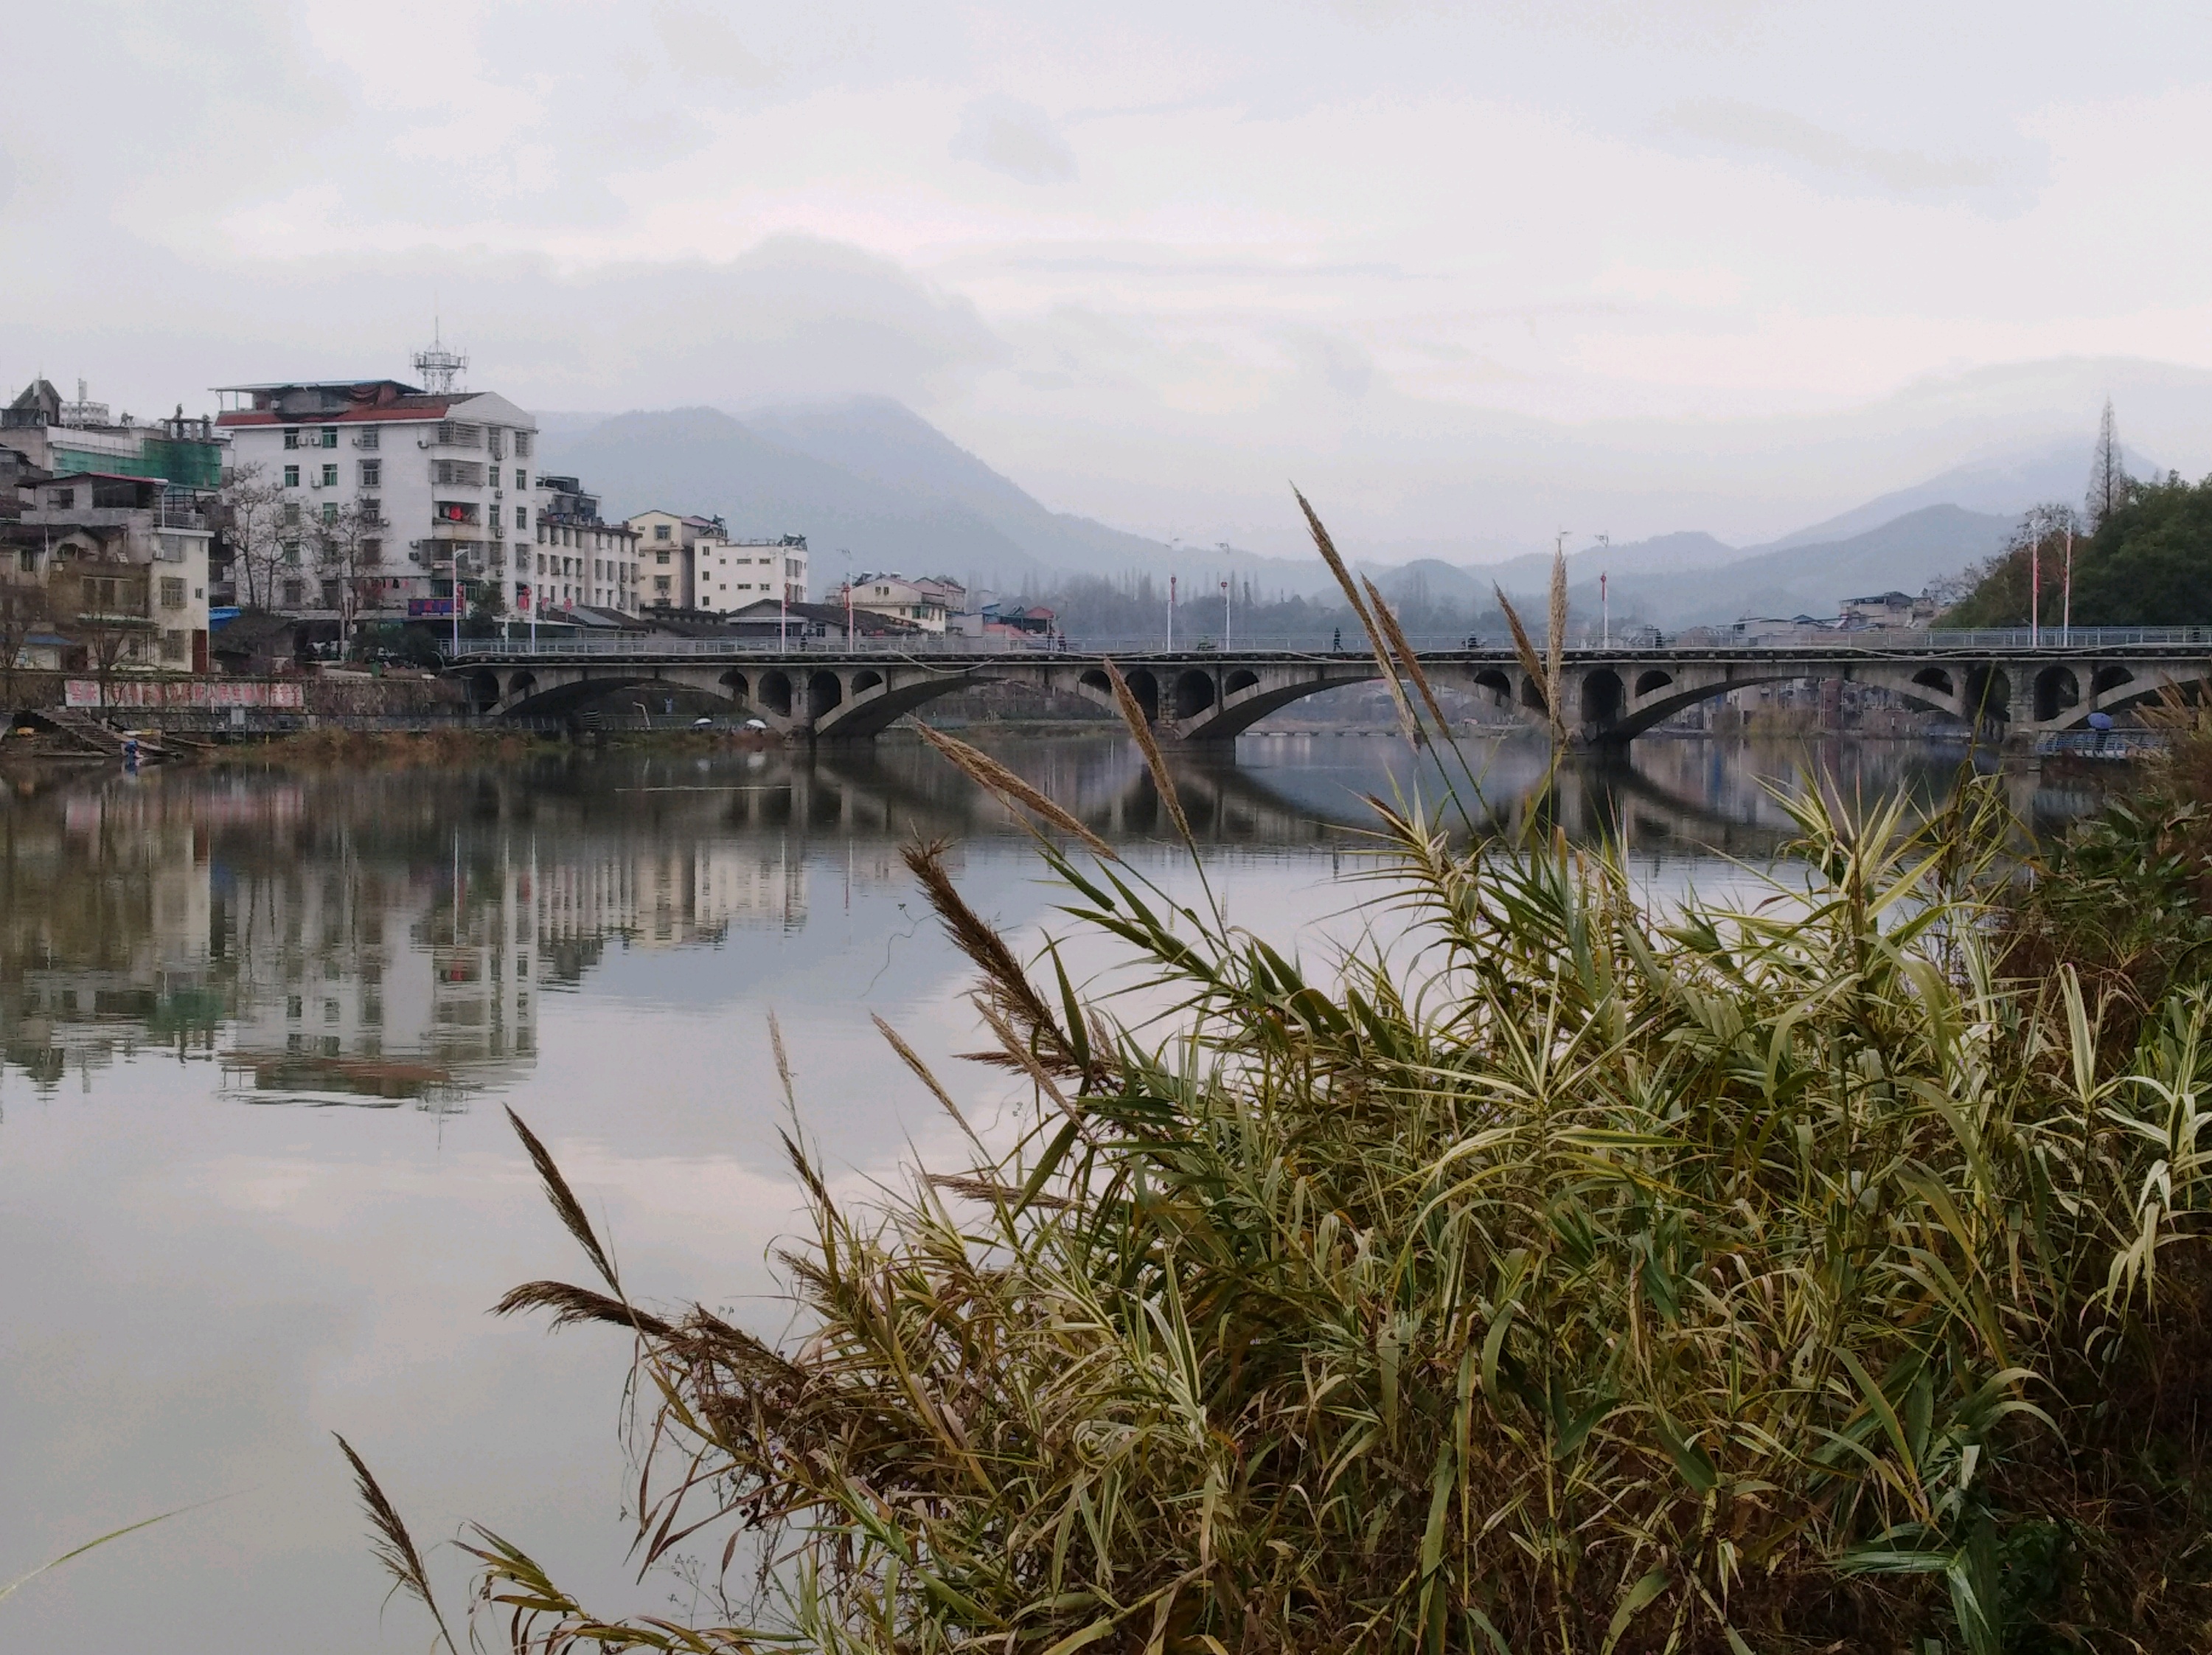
0,733 -> 2104,1650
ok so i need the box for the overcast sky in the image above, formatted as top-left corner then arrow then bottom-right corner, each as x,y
5,0 -> 2211,555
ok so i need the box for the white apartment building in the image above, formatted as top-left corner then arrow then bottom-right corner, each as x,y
534,474 -> 641,615
215,375 -> 546,623
695,535 -> 807,613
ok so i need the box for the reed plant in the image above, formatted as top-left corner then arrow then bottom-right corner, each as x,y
353,507 -> 2212,1654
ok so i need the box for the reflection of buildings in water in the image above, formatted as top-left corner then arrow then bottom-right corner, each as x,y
0,788 -> 223,1090
220,850 -> 538,1108
537,842 -> 807,976
0,741 -> 2121,1108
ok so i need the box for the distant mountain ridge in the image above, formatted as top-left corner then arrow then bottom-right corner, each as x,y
542,402 -> 1287,589
544,397 -> 2092,627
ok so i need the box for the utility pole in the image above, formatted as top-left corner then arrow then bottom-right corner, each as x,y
1595,534 -> 1610,647
2029,509 -> 2041,648
2062,523 -> 2073,643
1221,577 -> 1231,651
1168,574 -> 1176,652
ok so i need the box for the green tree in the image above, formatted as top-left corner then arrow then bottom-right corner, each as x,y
1947,473 -> 2212,625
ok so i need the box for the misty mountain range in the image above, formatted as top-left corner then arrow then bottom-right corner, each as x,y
542,400 -> 2141,629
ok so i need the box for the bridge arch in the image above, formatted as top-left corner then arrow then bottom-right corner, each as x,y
808,670 -> 844,720
812,667 -> 994,738
759,670 -> 793,718
720,669 -> 748,703
1166,663 -> 1382,740
1581,669 -> 1624,728
1635,668 -> 1672,698
1472,667 -> 1512,704
1171,669 -> 1216,720
2034,665 -> 2080,722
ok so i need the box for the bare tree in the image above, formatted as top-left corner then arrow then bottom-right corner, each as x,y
54,550 -> 151,704
219,462 -> 290,611
308,500 -> 386,653
0,580 -> 54,712
2085,398 -> 2128,528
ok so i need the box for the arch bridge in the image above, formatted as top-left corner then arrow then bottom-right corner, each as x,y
440,636 -> 2212,743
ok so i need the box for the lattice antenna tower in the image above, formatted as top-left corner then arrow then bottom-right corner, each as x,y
413,314 -> 468,395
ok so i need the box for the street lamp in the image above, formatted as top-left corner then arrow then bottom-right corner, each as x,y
1593,534 -> 1610,647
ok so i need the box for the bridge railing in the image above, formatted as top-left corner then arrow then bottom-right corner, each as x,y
435,625 -> 2212,665
438,635 -> 1371,662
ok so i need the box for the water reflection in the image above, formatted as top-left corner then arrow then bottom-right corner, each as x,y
0,734 -> 2109,1117
0,732 -> 2131,1655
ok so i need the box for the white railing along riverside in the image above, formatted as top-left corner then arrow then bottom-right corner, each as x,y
437,625 -> 2212,663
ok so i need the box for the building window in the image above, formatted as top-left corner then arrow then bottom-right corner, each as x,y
319,427 -> 338,448
514,431 -> 532,458
360,498 -> 382,524
361,538 -> 383,563
282,465 -> 299,488
515,468 -> 527,490
282,502 -> 301,526
282,579 -> 305,606
360,459 -> 380,487
160,631 -> 189,662
321,502 -> 338,525
160,577 -> 186,609
283,429 -> 300,449
515,506 -> 527,530
653,524 -> 671,541
357,427 -> 380,451
46,488 -> 75,508
320,464 -> 338,487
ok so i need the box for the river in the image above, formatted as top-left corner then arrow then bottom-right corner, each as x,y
0,732 -> 2110,1650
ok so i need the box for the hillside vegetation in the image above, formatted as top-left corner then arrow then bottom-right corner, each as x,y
1947,471 -> 2212,625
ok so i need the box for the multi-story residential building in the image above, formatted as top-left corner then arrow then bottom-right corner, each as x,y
1,379 -> 222,673
4,472 -> 215,673
832,572 -> 966,634
534,474 -> 642,616
694,534 -> 807,612
214,365 -> 545,625
624,510 -> 725,610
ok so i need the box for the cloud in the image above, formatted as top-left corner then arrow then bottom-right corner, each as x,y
951,97 -> 1079,184
1658,97 -> 2029,209
0,230 -> 1006,416
650,1 -> 775,87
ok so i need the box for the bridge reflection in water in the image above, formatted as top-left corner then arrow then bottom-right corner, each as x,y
0,734 -> 2107,1114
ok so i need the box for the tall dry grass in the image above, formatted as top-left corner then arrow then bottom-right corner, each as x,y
348,503 -> 2212,1654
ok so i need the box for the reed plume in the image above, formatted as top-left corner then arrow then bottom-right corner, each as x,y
1294,486 -> 1419,743
1103,657 -> 1192,842
912,721 -> 1116,860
